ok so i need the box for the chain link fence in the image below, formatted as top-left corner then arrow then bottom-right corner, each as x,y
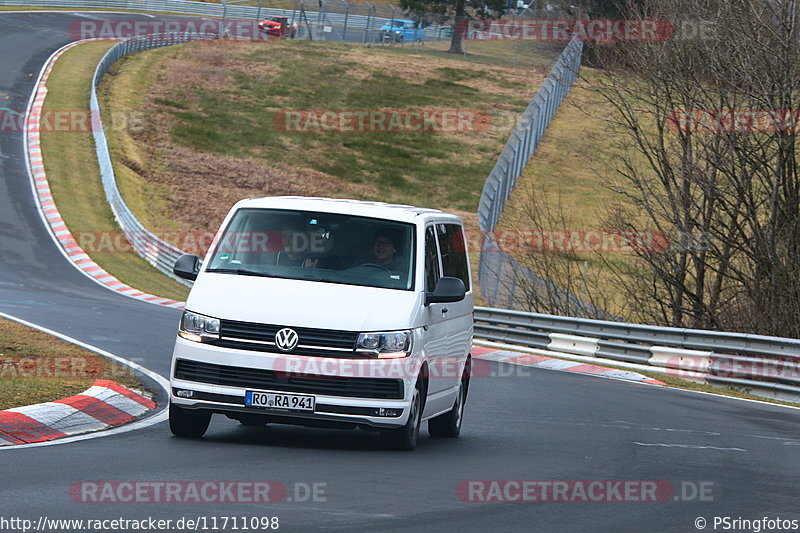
475,35 -> 611,317
305,0 -> 450,44
0,0 -> 449,44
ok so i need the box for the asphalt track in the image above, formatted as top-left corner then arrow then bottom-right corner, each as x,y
0,11 -> 799,533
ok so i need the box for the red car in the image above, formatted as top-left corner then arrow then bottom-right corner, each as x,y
258,16 -> 298,38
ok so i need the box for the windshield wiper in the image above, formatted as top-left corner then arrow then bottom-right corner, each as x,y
205,268 -> 279,278
297,276 -> 368,287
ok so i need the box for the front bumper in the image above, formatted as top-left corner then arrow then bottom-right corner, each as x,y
170,336 -> 417,429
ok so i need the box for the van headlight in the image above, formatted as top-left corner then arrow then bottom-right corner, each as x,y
356,330 -> 412,359
178,311 -> 220,343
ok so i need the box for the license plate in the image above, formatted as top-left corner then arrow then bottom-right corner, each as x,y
245,391 -> 315,412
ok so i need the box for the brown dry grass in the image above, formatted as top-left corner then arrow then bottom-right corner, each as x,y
102,39 -> 540,233
100,39 -> 545,303
0,318 -> 146,410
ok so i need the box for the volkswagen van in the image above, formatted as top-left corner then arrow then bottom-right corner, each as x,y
169,196 -> 473,450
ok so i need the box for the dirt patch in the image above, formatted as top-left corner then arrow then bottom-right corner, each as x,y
163,144 -> 377,232
346,47 -> 451,79
348,46 -> 541,98
121,44 -> 376,232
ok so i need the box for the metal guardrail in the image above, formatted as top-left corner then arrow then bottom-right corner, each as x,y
474,307 -> 800,399
90,32 -> 222,286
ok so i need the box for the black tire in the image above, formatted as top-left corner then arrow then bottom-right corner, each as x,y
380,383 -> 422,450
169,401 -> 211,438
429,363 -> 469,438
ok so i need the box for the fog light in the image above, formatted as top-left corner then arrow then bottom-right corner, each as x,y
175,389 -> 194,398
374,408 -> 400,417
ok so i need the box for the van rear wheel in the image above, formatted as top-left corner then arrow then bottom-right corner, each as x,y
169,401 -> 211,438
380,384 -> 421,450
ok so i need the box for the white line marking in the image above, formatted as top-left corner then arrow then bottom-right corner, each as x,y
0,310 -> 168,451
610,421 -> 720,436
745,435 -> 800,446
22,40 -> 183,310
540,418 -> 721,436
22,42 -> 123,299
633,442 -> 747,452
71,12 -> 104,20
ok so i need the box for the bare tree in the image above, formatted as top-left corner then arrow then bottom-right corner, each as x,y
587,0 -> 800,335
496,180 -> 621,319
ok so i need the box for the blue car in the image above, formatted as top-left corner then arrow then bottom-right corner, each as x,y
380,19 -> 424,43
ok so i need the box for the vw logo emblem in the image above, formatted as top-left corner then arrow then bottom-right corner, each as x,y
275,328 -> 299,352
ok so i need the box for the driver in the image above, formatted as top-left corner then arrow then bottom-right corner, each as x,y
369,229 -> 405,274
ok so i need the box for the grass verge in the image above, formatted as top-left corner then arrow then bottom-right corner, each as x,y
103,39 -> 536,218
0,318 -> 145,410
40,41 -> 190,302
495,69 -> 642,316
98,38 -> 552,302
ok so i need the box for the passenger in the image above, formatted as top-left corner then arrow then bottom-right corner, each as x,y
277,224 -> 317,268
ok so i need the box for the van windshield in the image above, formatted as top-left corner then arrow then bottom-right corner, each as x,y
205,208 -> 416,291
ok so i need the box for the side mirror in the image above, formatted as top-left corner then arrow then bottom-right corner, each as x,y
174,254 -> 200,281
425,277 -> 466,306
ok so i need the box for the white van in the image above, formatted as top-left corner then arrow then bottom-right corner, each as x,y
169,196 -> 474,450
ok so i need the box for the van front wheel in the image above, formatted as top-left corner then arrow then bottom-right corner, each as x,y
380,384 -> 421,450
169,401 -> 211,438
429,374 -> 467,438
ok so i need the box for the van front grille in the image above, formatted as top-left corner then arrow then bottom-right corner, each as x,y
174,359 -> 404,399
211,319 -> 359,356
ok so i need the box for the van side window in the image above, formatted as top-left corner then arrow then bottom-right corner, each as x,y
425,226 -> 440,292
436,223 -> 471,291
